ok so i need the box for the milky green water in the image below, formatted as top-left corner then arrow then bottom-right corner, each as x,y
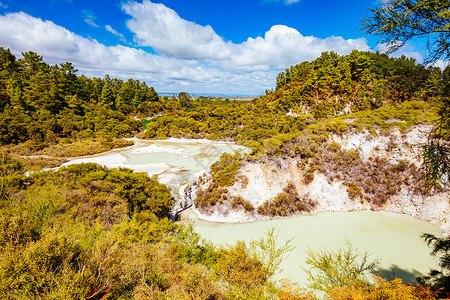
193,211 -> 443,286
64,139 -> 444,286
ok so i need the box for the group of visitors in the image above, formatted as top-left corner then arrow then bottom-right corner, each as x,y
181,186 -> 192,209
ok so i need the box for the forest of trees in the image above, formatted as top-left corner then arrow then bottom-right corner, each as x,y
273,50 -> 442,114
1,47 -> 446,162
0,48 -> 161,156
142,51 -> 446,151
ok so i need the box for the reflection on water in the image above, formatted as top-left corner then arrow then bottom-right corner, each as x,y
193,211 -> 443,286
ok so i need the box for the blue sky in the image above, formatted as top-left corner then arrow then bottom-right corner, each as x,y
0,0 -> 431,95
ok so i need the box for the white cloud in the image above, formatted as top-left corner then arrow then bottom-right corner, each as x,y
0,13 -> 184,74
429,60 -> 449,70
122,0 -> 370,71
225,25 -> 370,70
376,41 -> 425,62
123,1 -> 229,59
82,9 -> 98,27
0,5 -> 372,95
0,12 -> 275,95
105,24 -> 125,41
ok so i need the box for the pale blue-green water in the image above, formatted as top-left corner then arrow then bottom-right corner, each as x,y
193,211 -> 443,286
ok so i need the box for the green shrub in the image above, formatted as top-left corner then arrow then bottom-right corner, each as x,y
345,182 -> 363,200
257,183 -> 316,217
231,196 -> 255,212
210,152 -> 244,187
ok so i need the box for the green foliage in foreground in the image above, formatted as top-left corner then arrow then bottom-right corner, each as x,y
418,234 -> 450,297
0,157 -> 298,299
305,240 -> 380,293
305,239 -> 449,299
0,155 -> 446,299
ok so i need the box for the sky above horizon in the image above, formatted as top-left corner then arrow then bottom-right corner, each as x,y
0,0 -> 438,95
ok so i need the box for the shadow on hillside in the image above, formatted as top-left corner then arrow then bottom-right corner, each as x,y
377,264 -> 423,283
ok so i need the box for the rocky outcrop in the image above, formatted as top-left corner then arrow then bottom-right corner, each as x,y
193,125 -> 449,236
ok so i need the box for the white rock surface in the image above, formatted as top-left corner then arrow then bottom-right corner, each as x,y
194,125 -> 450,235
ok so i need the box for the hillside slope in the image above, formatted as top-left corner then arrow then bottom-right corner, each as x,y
193,122 -> 449,235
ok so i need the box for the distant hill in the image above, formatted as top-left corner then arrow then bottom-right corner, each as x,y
263,50 -> 444,118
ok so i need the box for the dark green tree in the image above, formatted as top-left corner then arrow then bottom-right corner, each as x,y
0,47 -> 159,149
418,233 -> 450,297
179,92 -> 191,108
362,1 -> 450,190
362,0 -> 450,63
101,83 -> 114,107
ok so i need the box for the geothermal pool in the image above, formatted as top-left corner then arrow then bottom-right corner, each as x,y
63,138 -> 443,286
192,210 -> 442,285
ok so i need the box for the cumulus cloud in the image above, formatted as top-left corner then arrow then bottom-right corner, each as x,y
122,0 -> 370,70
0,12 -> 276,94
82,9 -> 98,27
225,25 -> 370,70
0,13 -> 185,73
123,1 -> 229,59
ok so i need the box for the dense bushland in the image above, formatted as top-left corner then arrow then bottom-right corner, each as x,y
273,50 -> 441,115
143,51 -> 445,143
0,155 -> 296,299
1,48 -> 444,161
